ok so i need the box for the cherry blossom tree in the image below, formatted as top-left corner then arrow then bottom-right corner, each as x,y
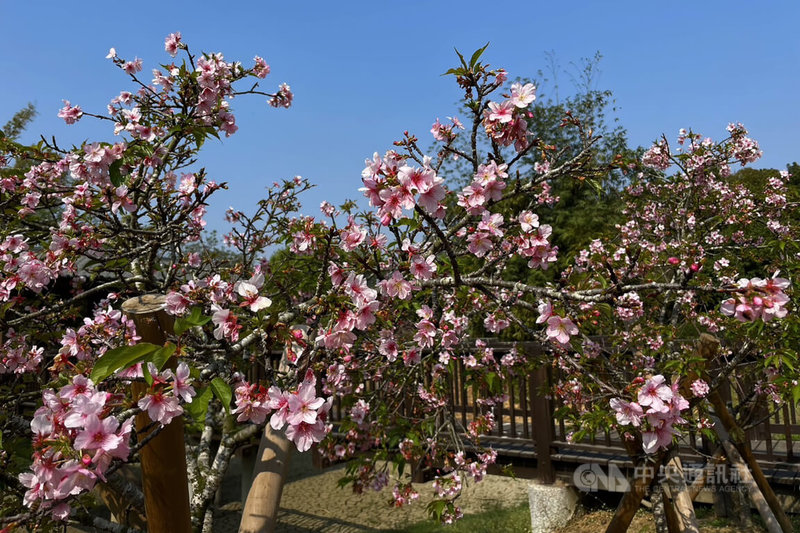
288,48 -> 798,531
1,37 -> 797,533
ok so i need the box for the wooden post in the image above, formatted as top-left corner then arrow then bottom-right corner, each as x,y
720,437 -> 782,533
697,335 -> 794,533
531,365 -> 555,484
122,295 -> 192,533
661,452 -> 700,533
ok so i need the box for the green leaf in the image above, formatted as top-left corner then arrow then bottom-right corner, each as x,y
210,377 -> 232,414
336,476 -> 355,489
174,307 -> 211,335
90,343 -> 161,382
486,371 -> 502,394
142,360 -> 154,386
108,158 -> 124,187
426,499 -> 447,521
453,47 -> 467,68
185,386 -> 213,422
193,131 -> 206,149
469,42 -> 490,69
150,344 -> 177,371
441,67 -> 467,77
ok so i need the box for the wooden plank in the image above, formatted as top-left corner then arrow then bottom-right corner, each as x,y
508,381 -> 517,438
520,377 -> 530,439
459,361 -> 467,428
783,404 -> 794,462
764,406 -> 775,461
497,388 -> 504,437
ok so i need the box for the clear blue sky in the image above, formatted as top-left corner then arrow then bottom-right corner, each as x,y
2,1 -> 799,233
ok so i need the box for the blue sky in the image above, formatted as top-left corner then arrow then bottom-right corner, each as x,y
2,1 -> 798,233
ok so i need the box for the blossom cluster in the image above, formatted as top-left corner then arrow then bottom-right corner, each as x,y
360,152 -> 447,225
610,375 -> 689,454
481,82 -> 536,151
720,276 -> 791,322
233,370 -> 332,452
21,377 -> 132,519
21,360 -> 196,519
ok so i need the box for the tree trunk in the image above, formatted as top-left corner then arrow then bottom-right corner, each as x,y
93,468 -> 147,529
708,394 -> 793,533
605,445 -> 664,533
238,426 -> 292,533
652,484 -> 670,533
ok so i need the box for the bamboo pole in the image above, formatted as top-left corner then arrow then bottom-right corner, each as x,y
122,294 -> 192,533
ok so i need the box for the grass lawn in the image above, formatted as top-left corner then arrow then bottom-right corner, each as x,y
388,504 -> 532,533
389,503 -> 800,533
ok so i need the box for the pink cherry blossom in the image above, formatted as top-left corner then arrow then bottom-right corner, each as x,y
58,100 -> 83,125
164,32 -> 182,57
610,398 -> 643,427
545,315 -> 578,345
169,362 -> 196,403
253,56 -> 270,78
287,382 -> 325,426
138,392 -> 183,426
235,278 -> 271,312
690,379 -> 710,398
509,82 -> 536,108
73,415 -> 123,453
409,255 -> 437,280
637,375 -> 673,413
285,419 -> 327,452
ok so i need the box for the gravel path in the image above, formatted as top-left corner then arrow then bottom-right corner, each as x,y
213,451 -> 531,532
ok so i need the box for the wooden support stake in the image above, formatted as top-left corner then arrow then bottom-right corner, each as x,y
687,447 -> 724,501
239,425 -> 292,533
122,295 -> 191,533
720,437 -> 782,533
697,335 -> 794,533
661,452 -> 700,533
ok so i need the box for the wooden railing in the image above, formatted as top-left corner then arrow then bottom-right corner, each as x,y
325,340 -> 799,485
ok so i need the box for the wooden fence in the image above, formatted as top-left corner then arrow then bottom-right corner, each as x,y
325,341 -> 800,487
